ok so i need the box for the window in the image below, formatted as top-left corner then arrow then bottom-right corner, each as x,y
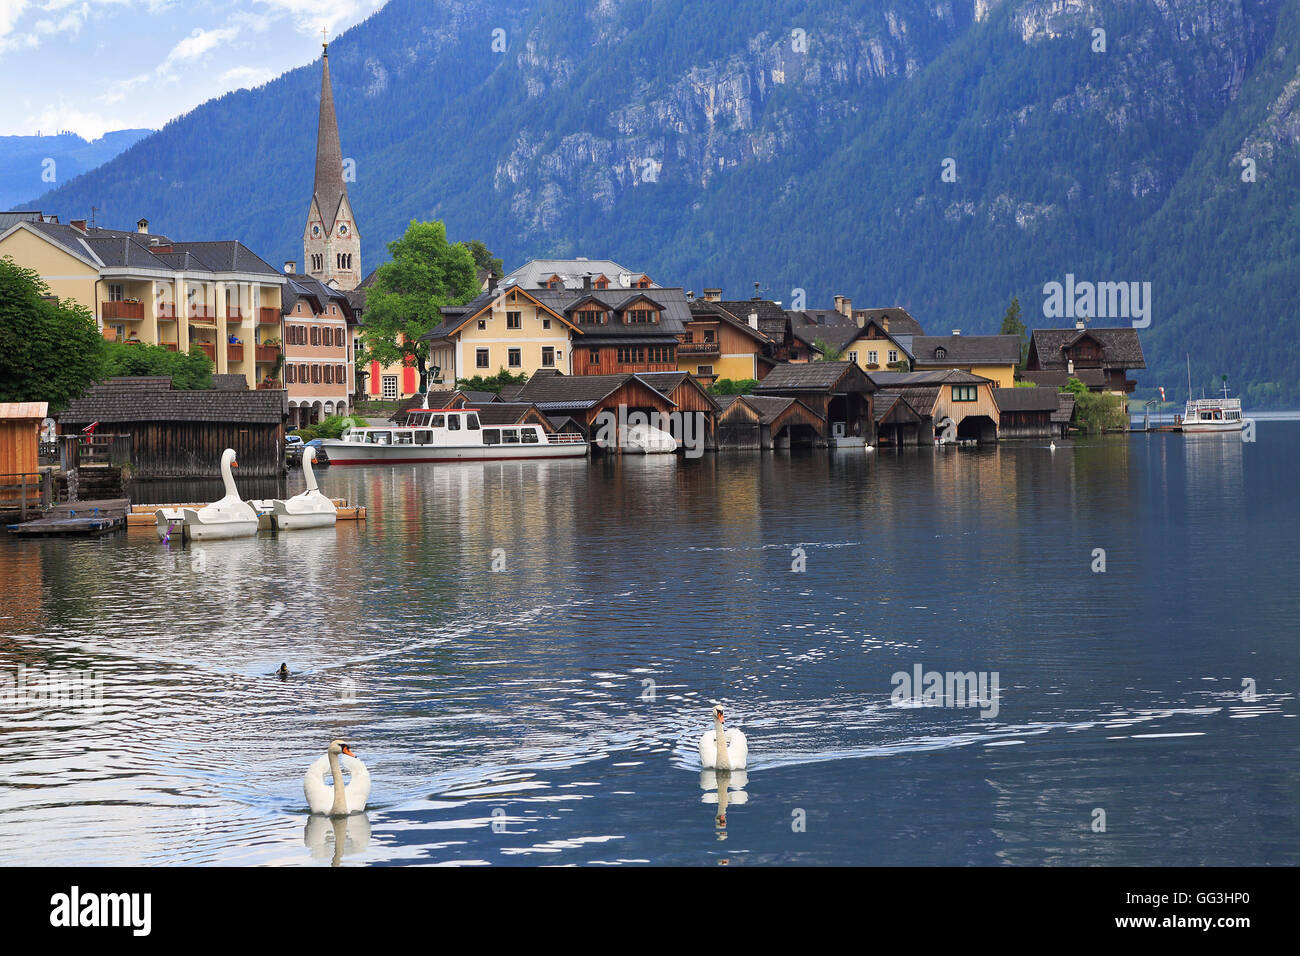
578,309 -> 604,325
697,365 -> 713,376
703,330 -> 715,343
311,326 -> 320,346
648,346 -> 673,363
447,415 -> 461,431
415,431 -> 433,445
476,348 -> 490,369
108,284 -> 124,302
286,365 -> 296,384
594,277 -> 609,289
589,348 -> 600,365
477,320 -> 487,330
867,350 -> 878,365
888,350 -> 899,364
626,309 -> 655,324
522,428 -> 540,444
952,384 -> 977,402
312,365 -> 321,384
366,431 -> 392,445
637,276 -> 652,289
466,414 -> 480,430
848,351 -> 859,364
507,348 -> 522,368
429,415 -> 445,428
382,375 -> 398,400
338,365 -> 347,383
542,346 -> 555,367
542,318 -> 551,330
935,347 -> 947,360
506,311 -> 521,329
483,429 -> 501,445
324,365 -> 333,384
501,428 -> 520,444
682,332 -> 694,343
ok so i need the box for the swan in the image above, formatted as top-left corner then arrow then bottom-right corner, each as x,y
176,448 -> 259,540
698,704 -> 748,770
271,448 -> 337,530
1049,441 -> 1057,451
304,739 -> 370,816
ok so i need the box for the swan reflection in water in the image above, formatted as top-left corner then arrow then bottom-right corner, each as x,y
304,812 -> 371,866
700,769 -> 748,838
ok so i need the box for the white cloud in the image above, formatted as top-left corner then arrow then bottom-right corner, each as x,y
220,65 -> 276,90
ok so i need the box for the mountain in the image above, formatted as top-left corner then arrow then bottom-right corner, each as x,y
1,129 -> 152,211
26,0 -> 1300,406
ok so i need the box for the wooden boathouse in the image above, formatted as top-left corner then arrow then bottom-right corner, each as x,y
715,395 -> 825,449
752,361 -> 876,445
57,377 -> 288,479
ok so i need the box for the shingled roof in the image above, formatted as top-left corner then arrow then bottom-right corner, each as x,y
868,369 -> 993,388
59,381 -> 287,425
508,371 -> 677,410
1028,327 -> 1146,370
474,403 -> 547,426
993,386 -> 1062,412
754,361 -> 875,393
912,334 -> 1023,366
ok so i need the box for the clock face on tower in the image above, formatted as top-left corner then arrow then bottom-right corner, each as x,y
312,225 -> 320,237
338,224 -> 349,237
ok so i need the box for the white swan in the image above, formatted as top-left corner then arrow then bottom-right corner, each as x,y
698,703 -> 748,770
1049,441 -> 1057,451
304,739 -> 370,816
271,448 -> 337,530
171,448 -> 259,540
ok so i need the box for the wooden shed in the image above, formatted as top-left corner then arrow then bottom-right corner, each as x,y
715,394 -> 825,449
753,361 -> 876,444
58,379 -> 288,479
0,402 -> 48,511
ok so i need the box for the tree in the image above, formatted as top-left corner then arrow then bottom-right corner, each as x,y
463,239 -> 503,280
812,337 -> 845,361
0,257 -> 104,410
455,369 -> 528,393
358,220 -> 480,393
102,341 -> 212,390
999,295 -> 1028,369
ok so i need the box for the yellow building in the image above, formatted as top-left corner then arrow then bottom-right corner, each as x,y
0,216 -> 286,389
909,334 -> 1021,389
426,284 -> 580,381
677,298 -> 777,384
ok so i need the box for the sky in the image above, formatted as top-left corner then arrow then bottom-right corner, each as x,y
0,0 -> 388,139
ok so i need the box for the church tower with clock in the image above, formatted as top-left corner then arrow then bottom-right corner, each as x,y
303,40 -> 361,290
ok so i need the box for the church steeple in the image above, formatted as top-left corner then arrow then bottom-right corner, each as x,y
303,40 -> 361,290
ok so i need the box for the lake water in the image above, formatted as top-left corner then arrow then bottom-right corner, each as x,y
1,426 -> 1296,866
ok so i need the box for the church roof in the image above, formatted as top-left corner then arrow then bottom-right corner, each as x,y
312,48 -> 348,233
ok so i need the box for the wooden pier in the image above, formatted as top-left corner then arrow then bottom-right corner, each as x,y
7,499 -> 130,537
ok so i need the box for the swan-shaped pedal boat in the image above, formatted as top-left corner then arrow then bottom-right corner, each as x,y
304,739 -> 370,816
269,448 -> 337,531
698,703 -> 748,770
155,448 -> 259,541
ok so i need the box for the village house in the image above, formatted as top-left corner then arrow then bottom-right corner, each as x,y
280,268 -> 357,426
752,361 -> 877,445
790,298 -> 925,375
0,216 -> 286,390
993,387 -> 1074,440
1023,323 -> 1146,395
908,332 -> 1022,388
426,283 -> 580,381
868,369 -> 1002,443
678,297 -> 779,384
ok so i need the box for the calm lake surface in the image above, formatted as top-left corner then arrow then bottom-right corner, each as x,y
1,426 -> 1296,866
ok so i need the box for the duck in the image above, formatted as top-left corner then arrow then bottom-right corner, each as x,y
276,663 -> 290,679
303,739 -> 370,816
698,703 -> 748,770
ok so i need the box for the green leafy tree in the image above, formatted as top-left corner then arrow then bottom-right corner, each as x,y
887,357 -> 911,373
455,369 -> 528,393
999,295 -> 1028,369
708,378 -> 759,395
812,338 -> 845,362
358,220 -> 480,393
102,341 -> 212,390
0,258 -> 104,409
463,239 -> 504,281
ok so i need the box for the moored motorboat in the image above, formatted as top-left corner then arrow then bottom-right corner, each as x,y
318,408 -> 588,464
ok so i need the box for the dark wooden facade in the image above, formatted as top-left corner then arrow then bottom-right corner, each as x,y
571,344 -> 677,376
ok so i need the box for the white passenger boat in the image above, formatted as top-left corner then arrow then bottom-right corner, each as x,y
1179,382 -> 1244,433
318,409 -> 588,464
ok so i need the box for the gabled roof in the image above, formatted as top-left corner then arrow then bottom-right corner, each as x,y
635,371 -> 722,411
283,273 -> 355,319
714,299 -> 790,339
687,299 -> 775,346
854,307 -> 925,337
873,390 -> 922,424
787,311 -> 863,352
868,369 -> 995,387
993,386 -> 1062,412
912,334 -> 1022,366
1028,327 -> 1147,370
58,379 -> 286,424
721,394 -> 825,426
501,259 -> 649,291
509,370 -> 677,410
754,361 -> 876,394
426,285 -> 578,340
473,403 -> 549,426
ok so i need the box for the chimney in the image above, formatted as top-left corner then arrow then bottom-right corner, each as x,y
136,218 -> 149,234
685,290 -> 694,300
1075,316 -> 1086,330
748,312 -> 759,330
703,288 -> 722,302
70,219 -> 88,234
881,314 -> 890,332
951,329 -> 962,336
583,275 -> 592,291
487,275 -> 499,293
833,294 -> 843,314
840,296 -> 852,318
284,261 -> 296,274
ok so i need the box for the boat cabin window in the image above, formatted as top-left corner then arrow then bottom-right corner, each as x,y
483,429 -> 501,445
415,430 -> 433,444
501,428 -> 520,444
522,428 -> 540,444
429,414 -> 445,428
366,431 -> 392,444
447,415 -> 461,431
466,414 -> 480,430
395,431 -> 414,445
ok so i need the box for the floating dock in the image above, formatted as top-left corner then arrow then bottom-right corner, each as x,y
124,499 -> 365,528
6,499 -> 130,537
